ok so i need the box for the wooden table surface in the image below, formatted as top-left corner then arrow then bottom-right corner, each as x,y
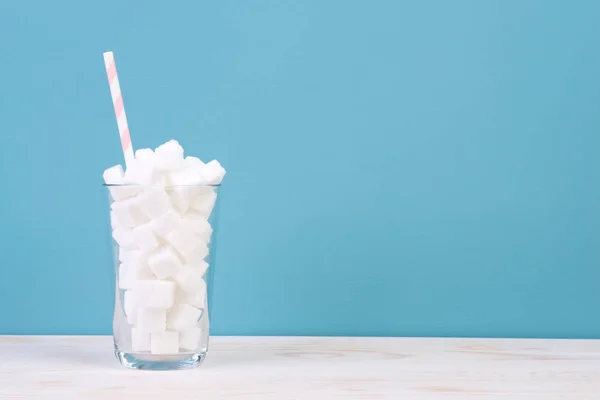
1,336 -> 599,399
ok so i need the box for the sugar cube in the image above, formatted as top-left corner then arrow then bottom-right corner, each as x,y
174,264 -> 205,292
156,139 -> 184,155
112,227 -> 136,250
119,262 -> 153,290
118,263 -> 133,289
150,331 -> 179,355
155,140 -> 184,171
153,171 -> 169,186
108,186 -> 143,202
165,226 -> 197,258
151,209 -> 182,237
137,187 -> 172,219
131,327 -> 151,352
118,249 -> 148,268
111,196 -> 149,228
167,304 -> 201,331
132,222 -> 160,252
186,156 -> 204,168
169,167 -> 205,186
201,160 -> 226,185
104,165 -> 143,201
189,185 -> 214,197
136,151 -> 164,186
189,189 -> 217,218
135,148 -> 154,163
177,279 -> 207,308
136,280 -> 176,309
103,164 -> 125,184
195,260 -> 209,275
118,247 -> 128,262
187,185 -> 210,199
170,187 -> 191,214
179,327 -> 203,351
137,308 -> 167,333
110,210 -> 121,229
184,243 -> 209,265
183,215 -> 212,243
124,158 -> 154,186
147,247 -> 182,279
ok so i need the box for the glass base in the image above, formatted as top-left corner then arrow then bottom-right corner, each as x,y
115,349 -> 206,370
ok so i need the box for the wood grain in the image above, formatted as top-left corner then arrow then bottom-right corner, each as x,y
1,336 -> 599,399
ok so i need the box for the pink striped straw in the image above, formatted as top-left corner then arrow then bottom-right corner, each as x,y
103,51 -> 134,168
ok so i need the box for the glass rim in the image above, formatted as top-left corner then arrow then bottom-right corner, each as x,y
103,183 -> 221,188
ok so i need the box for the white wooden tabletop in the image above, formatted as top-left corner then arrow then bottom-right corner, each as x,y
1,336 -> 599,399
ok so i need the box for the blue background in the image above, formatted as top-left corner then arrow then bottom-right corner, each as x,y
1,0 -> 599,337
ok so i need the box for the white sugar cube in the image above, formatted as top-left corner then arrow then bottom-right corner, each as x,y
184,243 -> 209,265
178,292 -> 204,309
136,151 -> 165,186
170,187 -> 191,214
189,189 -> 217,218
136,264 -> 154,280
118,249 -> 148,268
155,140 -> 184,171
153,171 -> 170,186
131,327 -> 151,352
104,165 -> 142,201
118,247 -> 129,262
103,164 -> 125,184
123,290 -> 138,325
118,263 -> 133,289
137,187 -> 172,219
165,226 -> 197,258
111,196 -> 149,228
102,165 -> 140,201
150,331 -> 179,355
136,280 -> 176,309
137,308 -> 167,333
156,139 -> 184,156
187,185 -> 211,199
189,185 -> 214,197
112,227 -> 136,250
167,304 -> 201,331
169,167 -> 205,186
190,279 -> 208,308
132,222 -> 160,252
151,209 -> 182,237
174,264 -> 205,292
110,210 -> 121,229
183,215 -> 212,243
109,186 -> 142,202
195,260 -> 209,276
201,160 -> 226,185
134,149 -> 168,186
118,261 -> 153,289
179,327 -> 203,351
181,210 -> 208,222
185,156 -> 204,169
177,279 -> 207,308
135,148 -> 154,163
124,158 -> 154,186
147,247 -> 182,279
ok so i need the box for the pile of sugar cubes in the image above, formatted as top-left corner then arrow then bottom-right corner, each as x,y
103,140 -> 225,355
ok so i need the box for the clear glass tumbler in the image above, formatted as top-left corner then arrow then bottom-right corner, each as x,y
105,184 -> 220,370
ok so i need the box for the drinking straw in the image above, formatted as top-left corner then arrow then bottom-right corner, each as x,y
103,51 -> 134,167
